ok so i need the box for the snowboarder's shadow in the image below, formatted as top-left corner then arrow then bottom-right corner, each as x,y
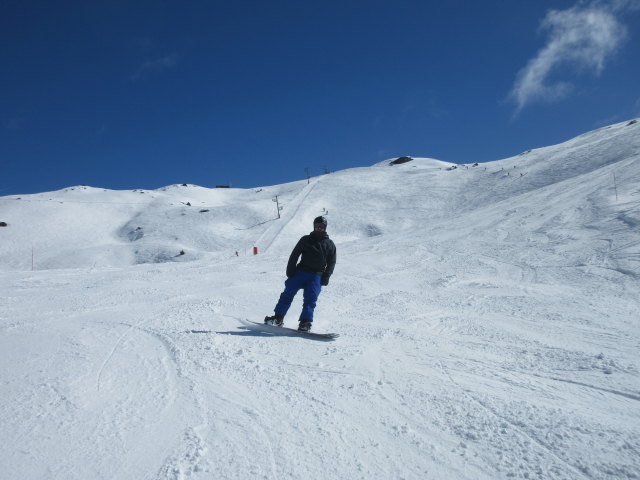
214,327 -> 307,339
187,328 -> 271,337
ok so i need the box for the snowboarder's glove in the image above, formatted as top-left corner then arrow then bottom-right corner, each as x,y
321,276 -> 330,286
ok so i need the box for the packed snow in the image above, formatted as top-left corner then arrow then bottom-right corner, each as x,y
1,119 -> 639,479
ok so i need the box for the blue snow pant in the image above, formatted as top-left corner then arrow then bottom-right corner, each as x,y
274,270 -> 322,322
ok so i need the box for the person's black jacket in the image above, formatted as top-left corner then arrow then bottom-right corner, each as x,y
286,231 -> 336,285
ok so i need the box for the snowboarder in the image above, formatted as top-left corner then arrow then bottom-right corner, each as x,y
264,216 -> 336,332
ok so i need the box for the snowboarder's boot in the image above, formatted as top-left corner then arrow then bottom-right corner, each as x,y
298,320 -> 312,332
264,314 -> 284,326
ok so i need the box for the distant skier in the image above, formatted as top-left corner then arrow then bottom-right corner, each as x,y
264,216 -> 336,332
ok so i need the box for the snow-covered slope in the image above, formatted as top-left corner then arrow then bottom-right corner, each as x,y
1,120 -> 639,479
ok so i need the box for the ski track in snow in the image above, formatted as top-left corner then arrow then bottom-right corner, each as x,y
254,175 -> 324,253
1,120 -> 639,479
437,359 -> 593,480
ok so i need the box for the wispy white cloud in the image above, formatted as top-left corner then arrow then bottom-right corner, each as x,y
131,54 -> 178,81
606,0 -> 640,12
509,2 -> 628,114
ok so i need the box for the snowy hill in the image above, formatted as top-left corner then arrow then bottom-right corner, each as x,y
1,119 -> 639,479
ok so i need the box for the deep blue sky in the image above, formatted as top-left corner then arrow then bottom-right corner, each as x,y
2,0 -> 639,195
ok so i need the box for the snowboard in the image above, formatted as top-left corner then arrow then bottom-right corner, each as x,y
239,319 -> 339,341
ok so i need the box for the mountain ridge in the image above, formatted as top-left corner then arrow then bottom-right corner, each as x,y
1,118 -> 638,271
